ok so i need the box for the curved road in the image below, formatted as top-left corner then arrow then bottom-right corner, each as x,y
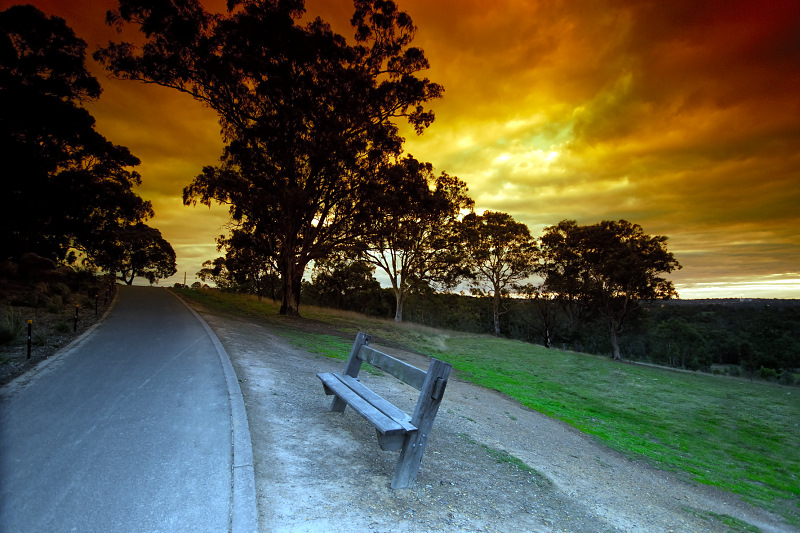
0,286 -> 256,532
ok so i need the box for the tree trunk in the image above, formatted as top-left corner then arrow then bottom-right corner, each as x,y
394,287 -> 405,322
279,258 -> 303,317
609,326 -> 621,360
492,292 -> 501,336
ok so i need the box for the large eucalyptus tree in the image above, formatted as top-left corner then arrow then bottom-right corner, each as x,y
97,0 -> 442,316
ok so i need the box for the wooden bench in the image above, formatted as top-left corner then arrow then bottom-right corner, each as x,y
316,332 -> 452,489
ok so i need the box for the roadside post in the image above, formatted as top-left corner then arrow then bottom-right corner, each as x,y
95,293 -> 99,316
74,304 -> 79,332
27,320 -> 32,359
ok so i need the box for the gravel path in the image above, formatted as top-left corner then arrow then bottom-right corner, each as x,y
191,304 -> 795,533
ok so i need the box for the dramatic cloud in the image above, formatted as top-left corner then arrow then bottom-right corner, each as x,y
7,0 -> 799,297
383,0 -> 800,298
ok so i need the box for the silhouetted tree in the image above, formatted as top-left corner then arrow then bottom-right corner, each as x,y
95,223 -> 177,285
196,257 -> 236,290
517,283 -> 564,348
356,156 -> 473,321
222,231 -> 281,299
0,5 -> 152,263
539,219 -> 681,360
461,211 -> 538,336
97,0 -> 442,316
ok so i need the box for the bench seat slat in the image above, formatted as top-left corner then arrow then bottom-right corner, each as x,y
317,372 -> 411,437
337,374 -> 417,432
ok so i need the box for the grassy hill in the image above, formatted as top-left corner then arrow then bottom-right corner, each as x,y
175,287 -> 800,526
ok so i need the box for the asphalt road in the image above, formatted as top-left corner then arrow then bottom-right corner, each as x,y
0,286 -> 256,532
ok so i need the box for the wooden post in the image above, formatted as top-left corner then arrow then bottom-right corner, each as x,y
26,320 -> 32,359
330,332 -> 370,413
391,358 -> 452,489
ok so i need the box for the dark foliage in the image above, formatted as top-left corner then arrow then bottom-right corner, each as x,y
0,5 -> 153,263
539,219 -> 681,360
93,223 -> 177,285
302,257 -> 394,317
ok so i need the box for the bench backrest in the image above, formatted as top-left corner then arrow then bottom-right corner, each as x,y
341,332 -> 423,385
358,345 -> 427,390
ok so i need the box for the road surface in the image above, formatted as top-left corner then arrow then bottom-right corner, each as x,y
0,286 -> 255,532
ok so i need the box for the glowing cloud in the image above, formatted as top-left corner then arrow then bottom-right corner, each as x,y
8,0 -> 799,296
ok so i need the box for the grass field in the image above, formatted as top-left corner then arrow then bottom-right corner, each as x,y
175,288 -> 800,525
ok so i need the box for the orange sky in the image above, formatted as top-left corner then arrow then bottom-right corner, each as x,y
5,0 -> 800,298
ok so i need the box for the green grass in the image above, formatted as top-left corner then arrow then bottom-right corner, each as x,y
174,288 -> 800,525
173,288 -> 381,371
429,336 -> 800,522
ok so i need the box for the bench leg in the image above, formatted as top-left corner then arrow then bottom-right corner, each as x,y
391,431 -> 427,489
330,395 -> 347,412
391,358 -> 452,489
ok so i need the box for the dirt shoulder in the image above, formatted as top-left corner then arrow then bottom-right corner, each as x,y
189,303 -> 794,533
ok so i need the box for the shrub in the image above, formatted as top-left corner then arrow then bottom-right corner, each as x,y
778,370 -> 796,386
757,366 -> 780,382
0,307 -> 24,344
46,295 -> 64,314
49,282 -> 71,297
54,321 -> 71,333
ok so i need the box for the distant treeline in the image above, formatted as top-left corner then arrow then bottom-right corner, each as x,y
300,278 -> 799,381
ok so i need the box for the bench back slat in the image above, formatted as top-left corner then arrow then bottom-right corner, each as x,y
358,345 -> 427,391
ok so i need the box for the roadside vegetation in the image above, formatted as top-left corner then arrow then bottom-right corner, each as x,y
0,266 -> 116,385
174,287 -> 800,526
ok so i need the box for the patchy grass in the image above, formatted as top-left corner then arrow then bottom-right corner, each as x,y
174,288 -> 800,525
459,434 -> 551,487
683,508 -> 762,533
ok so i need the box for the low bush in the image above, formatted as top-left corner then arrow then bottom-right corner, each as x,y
757,366 -> 780,381
778,370 -> 796,386
0,306 -> 24,344
49,282 -> 71,298
46,295 -> 63,314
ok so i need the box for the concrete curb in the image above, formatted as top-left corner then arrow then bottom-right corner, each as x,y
168,289 -> 258,533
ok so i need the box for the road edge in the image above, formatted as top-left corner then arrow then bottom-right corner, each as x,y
168,289 -> 258,533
